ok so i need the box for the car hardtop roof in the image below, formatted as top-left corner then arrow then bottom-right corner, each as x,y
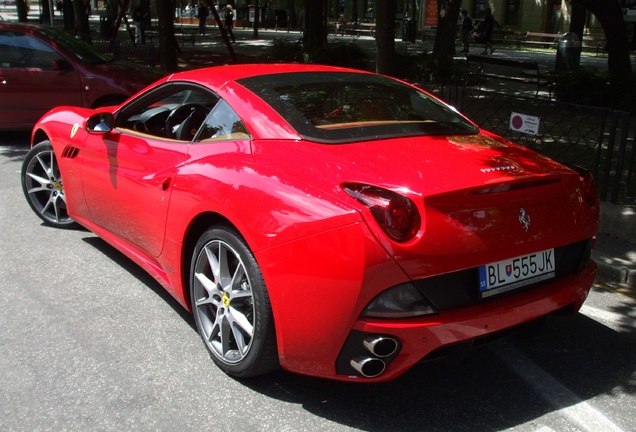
166,63 -> 376,87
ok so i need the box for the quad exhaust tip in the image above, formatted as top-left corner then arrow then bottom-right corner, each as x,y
350,357 -> 386,378
363,336 -> 399,358
349,336 -> 399,377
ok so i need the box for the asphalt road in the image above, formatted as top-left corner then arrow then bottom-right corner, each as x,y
1,132 -> 635,432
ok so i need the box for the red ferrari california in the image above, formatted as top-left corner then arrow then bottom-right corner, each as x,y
21,64 -> 599,382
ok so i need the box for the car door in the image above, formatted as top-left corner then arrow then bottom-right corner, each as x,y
0,29 -> 82,129
80,83 -> 219,257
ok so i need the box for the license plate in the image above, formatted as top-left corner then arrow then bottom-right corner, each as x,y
479,248 -> 555,298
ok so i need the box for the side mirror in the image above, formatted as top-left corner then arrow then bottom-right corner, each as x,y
51,58 -> 72,71
86,112 -> 115,134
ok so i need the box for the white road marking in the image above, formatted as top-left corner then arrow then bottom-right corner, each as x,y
497,343 -> 625,432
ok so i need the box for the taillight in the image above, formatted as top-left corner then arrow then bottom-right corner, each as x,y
580,170 -> 597,207
566,164 -> 597,207
343,183 -> 421,242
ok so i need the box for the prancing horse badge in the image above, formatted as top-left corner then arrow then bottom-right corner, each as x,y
519,208 -> 531,232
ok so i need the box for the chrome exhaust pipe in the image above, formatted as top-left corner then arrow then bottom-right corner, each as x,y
350,357 -> 386,378
363,336 -> 399,358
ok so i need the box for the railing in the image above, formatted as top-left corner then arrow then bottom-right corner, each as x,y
425,85 -> 635,204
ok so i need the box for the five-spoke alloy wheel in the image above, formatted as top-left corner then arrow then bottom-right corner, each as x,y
190,226 -> 278,378
21,141 -> 77,228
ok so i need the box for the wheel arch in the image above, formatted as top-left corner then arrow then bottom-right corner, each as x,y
180,211 -> 239,309
31,128 -> 50,147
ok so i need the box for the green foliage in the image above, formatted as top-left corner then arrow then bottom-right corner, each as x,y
266,39 -> 369,70
552,68 -> 636,112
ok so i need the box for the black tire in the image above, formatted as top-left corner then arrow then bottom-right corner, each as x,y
21,140 -> 78,229
190,225 -> 278,378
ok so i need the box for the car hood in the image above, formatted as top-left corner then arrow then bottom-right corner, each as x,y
253,132 -> 598,277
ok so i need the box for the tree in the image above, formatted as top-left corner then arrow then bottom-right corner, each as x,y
15,0 -> 28,22
72,0 -> 92,43
157,0 -> 179,72
570,0 -> 631,77
375,1 -> 397,75
303,0 -> 327,53
432,0 -> 461,61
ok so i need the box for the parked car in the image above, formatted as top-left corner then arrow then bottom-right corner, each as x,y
21,64 -> 599,382
0,22 -> 163,130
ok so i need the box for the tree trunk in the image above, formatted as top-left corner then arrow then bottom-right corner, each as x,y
569,1 -> 586,42
252,0 -> 260,39
72,0 -> 92,43
375,1 -> 397,75
303,0 -> 326,53
16,0 -> 28,22
157,0 -> 178,72
63,0 -> 75,32
432,0 -> 461,60
571,0 -> 631,77
39,0 -> 51,25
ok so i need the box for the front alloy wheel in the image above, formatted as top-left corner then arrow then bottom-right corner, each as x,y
190,226 -> 278,378
21,141 -> 76,228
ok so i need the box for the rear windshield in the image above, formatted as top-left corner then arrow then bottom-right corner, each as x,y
237,72 -> 478,143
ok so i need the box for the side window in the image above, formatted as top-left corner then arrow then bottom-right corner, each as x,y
117,84 -> 218,141
0,30 -> 62,70
197,99 -> 250,141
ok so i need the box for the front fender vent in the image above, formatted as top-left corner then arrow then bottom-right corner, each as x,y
61,146 -> 79,159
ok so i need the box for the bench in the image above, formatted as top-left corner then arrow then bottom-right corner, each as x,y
351,22 -> 375,37
520,32 -> 561,50
466,54 -> 553,97
491,29 -> 526,49
582,33 -> 606,56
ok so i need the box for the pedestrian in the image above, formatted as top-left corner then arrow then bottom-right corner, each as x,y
335,14 -> 345,36
460,10 -> 472,53
225,4 -> 235,42
197,1 -> 209,36
133,6 -> 146,45
481,7 -> 495,55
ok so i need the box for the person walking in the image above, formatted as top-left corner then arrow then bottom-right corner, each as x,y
133,6 -> 146,45
481,7 -> 495,55
460,10 -> 473,53
225,4 -> 235,42
197,1 -> 209,36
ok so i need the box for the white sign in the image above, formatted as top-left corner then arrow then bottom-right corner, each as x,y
509,112 -> 540,135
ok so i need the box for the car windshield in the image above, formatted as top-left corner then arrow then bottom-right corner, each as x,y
39,27 -> 113,65
237,72 -> 478,143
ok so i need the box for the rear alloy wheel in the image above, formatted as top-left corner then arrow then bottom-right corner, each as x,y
21,141 -> 77,229
190,226 -> 278,378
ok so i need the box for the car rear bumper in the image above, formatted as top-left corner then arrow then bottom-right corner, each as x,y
335,260 -> 597,382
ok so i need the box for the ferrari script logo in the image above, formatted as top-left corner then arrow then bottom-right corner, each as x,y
519,208 -> 531,232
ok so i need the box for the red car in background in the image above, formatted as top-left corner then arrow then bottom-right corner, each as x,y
21,64 -> 599,382
0,22 -> 163,130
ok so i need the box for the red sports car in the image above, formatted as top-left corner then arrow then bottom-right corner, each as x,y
21,64 -> 599,382
0,22 -> 163,130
